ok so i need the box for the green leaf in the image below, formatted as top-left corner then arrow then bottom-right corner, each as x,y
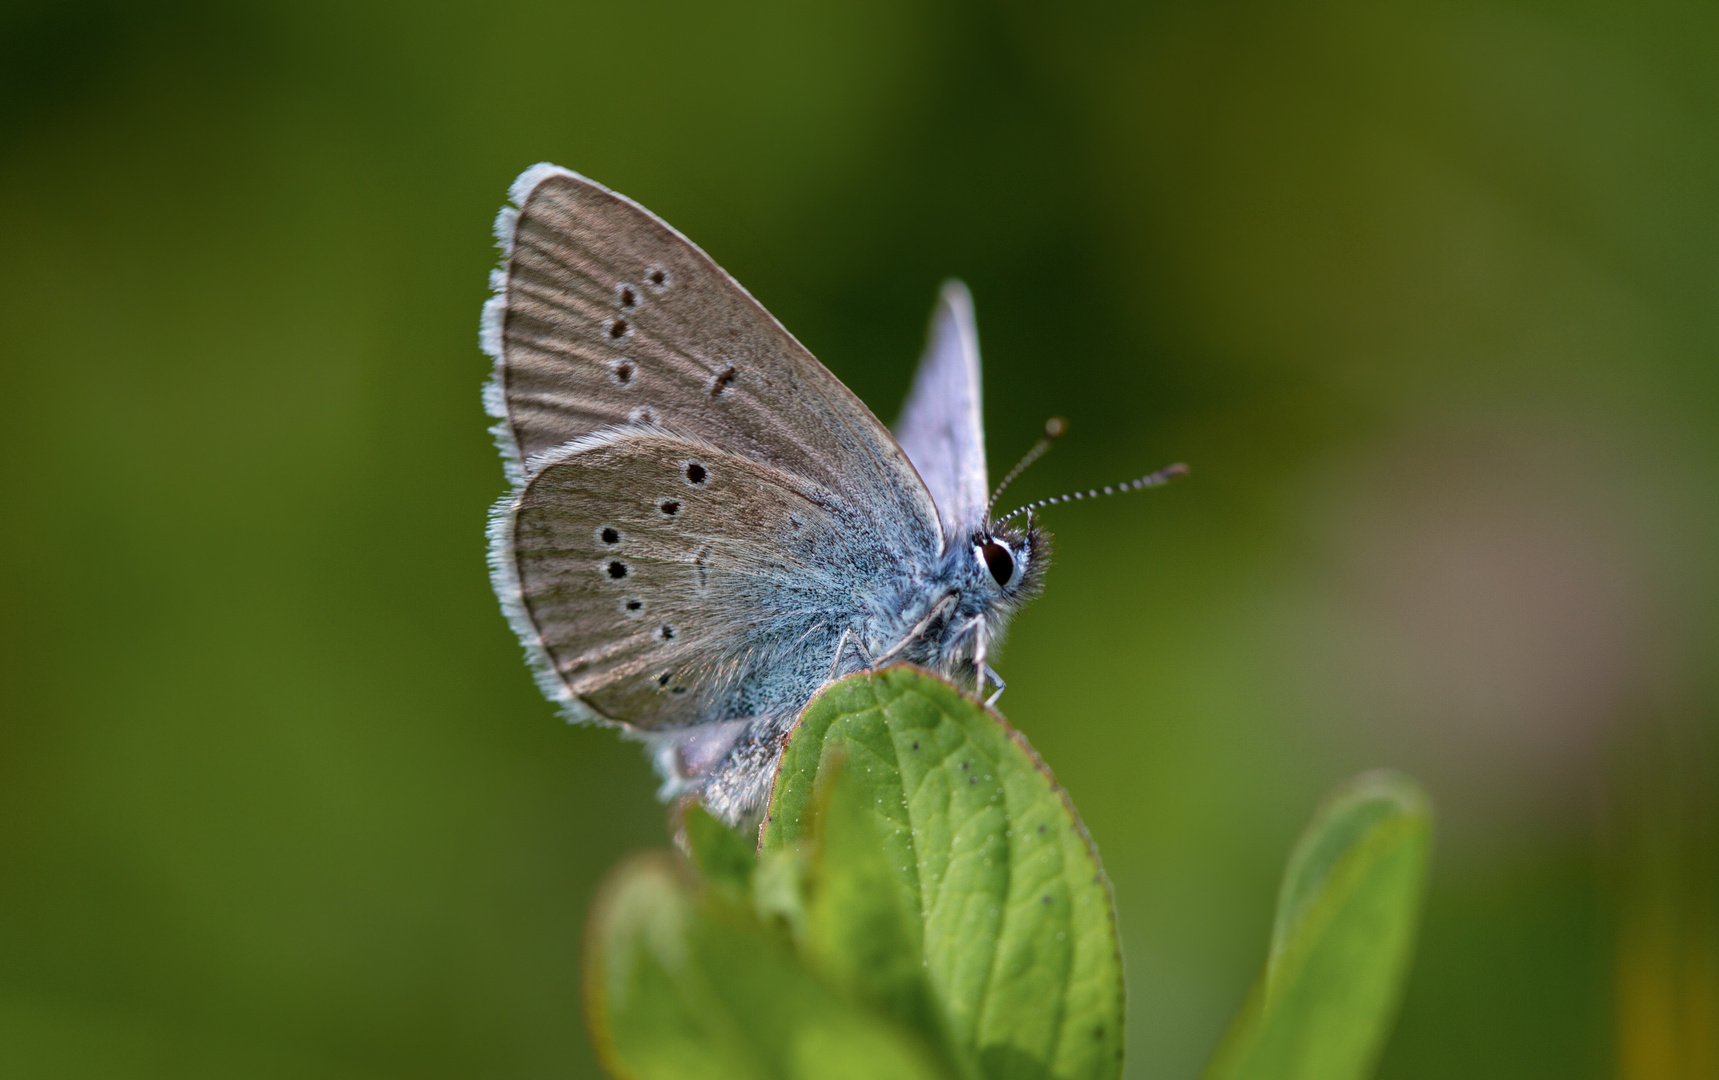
681,804 -> 755,897
801,756 -> 969,1074
763,666 -> 1125,1080
585,851 -> 956,1080
750,842 -> 810,940
1203,771 -> 1433,1080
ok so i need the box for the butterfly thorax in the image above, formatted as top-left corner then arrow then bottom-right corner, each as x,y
855,521 -> 1047,685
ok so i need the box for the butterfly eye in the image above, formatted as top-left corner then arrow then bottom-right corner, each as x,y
979,539 -> 1016,588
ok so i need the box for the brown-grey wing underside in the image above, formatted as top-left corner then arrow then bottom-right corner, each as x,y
493,429 -> 872,732
482,164 -> 941,559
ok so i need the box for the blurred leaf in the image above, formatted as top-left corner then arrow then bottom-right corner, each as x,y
681,804 -> 755,897
763,666 -> 1125,1080
584,851 -> 954,1080
750,842 -> 811,940
1203,771 -> 1433,1080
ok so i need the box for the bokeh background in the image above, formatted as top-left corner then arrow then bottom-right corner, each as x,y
3,0 -> 1717,1076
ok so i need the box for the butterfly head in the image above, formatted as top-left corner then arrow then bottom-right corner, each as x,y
913,517 -> 1047,693
970,518 -> 1048,605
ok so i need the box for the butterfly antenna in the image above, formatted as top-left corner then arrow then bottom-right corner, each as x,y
987,417 -> 1067,516
995,461 -> 1189,527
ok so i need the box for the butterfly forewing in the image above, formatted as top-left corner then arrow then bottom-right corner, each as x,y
893,280 -> 990,539
505,431 -> 866,731
487,165 -> 940,558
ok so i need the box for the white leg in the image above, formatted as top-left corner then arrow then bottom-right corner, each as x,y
828,627 -> 853,681
983,665 -> 1006,707
969,616 -> 990,699
875,593 -> 957,667
828,626 -> 876,680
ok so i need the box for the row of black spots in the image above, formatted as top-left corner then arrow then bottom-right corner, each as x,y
618,597 -> 645,617
657,498 -> 680,519
654,671 -> 688,695
607,279 -> 637,385
695,547 -> 710,589
682,460 -> 707,486
604,268 -> 669,388
610,268 -> 670,318
597,527 -> 630,583
608,360 -> 733,406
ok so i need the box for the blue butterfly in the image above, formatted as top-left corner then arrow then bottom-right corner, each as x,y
482,165 -> 1181,823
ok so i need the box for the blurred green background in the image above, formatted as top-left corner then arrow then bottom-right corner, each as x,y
3,0 -> 1716,1076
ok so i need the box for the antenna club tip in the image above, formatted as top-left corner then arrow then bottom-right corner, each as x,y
1165,462 -> 1190,478
1044,417 -> 1068,439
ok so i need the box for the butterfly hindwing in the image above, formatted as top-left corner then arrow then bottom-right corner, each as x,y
494,428 -> 865,732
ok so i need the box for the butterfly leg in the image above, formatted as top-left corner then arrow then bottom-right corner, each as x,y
875,593 -> 958,668
828,628 -> 851,681
967,615 -> 996,700
828,626 -> 875,681
983,665 -> 1006,707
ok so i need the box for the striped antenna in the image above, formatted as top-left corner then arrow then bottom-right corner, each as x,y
994,461 -> 1189,527
987,417 -> 1067,515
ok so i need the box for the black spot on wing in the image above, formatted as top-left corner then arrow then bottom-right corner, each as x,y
710,366 -> 737,399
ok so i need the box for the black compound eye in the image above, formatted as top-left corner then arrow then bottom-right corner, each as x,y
980,539 -> 1015,588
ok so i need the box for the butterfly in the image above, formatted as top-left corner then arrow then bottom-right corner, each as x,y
482,164 -> 1181,824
